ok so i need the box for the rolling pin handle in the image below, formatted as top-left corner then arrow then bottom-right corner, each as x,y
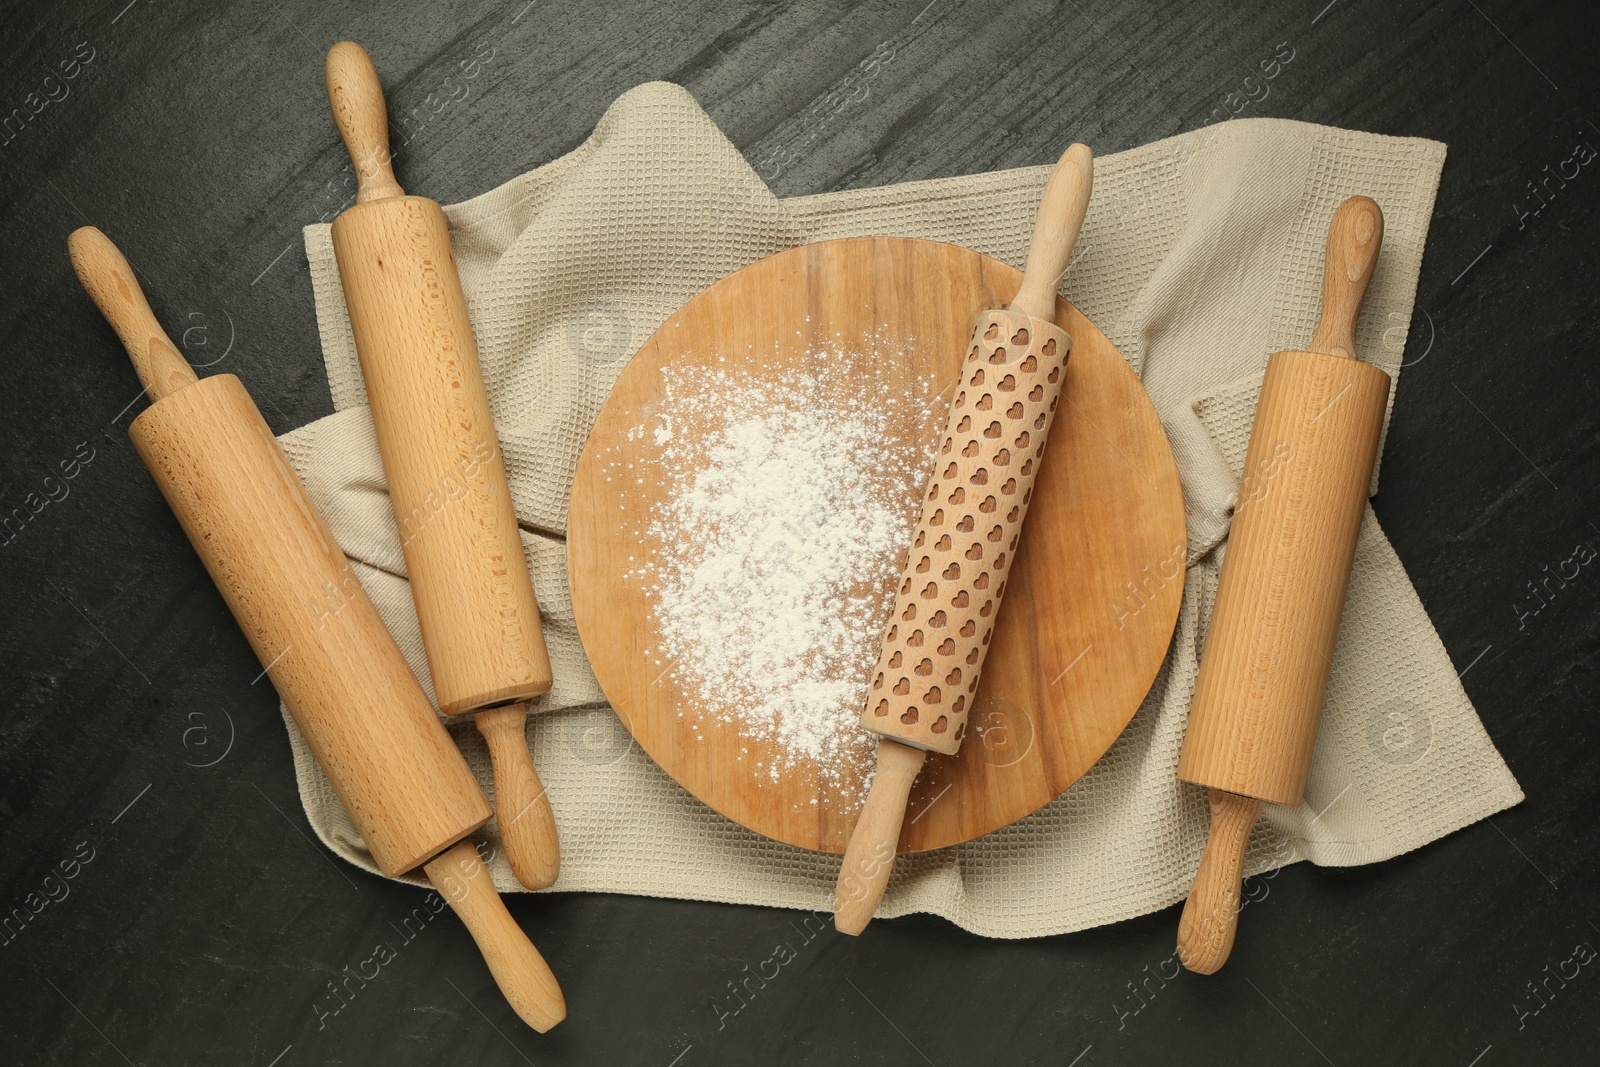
325,41 -> 405,204
1009,143 -> 1094,322
424,840 -> 566,1032
1307,196 -> 1384,360
477,704 -> 562,890
67,227 -> 198,401
1177,788 -> 1264,974
834,739 -> 926,935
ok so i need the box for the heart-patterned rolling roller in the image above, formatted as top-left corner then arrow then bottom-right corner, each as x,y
863,310 -> 1069,752
835,143 -> 1094,935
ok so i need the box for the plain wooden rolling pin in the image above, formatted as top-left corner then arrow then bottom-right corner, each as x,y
1175,196 -> 1389,974
324,41 -> 559,892
69,227 -> 565,1032
834,145 -> 1093,935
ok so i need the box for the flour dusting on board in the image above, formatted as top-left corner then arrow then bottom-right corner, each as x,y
621,340 -> 941,802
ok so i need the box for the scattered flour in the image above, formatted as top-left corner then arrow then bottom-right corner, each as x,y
623,348 -> 939,801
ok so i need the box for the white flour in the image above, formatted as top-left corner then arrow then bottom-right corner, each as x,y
622,348 -> 939,801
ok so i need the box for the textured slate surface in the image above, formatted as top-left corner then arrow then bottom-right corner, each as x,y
1,1 -> 1595,1063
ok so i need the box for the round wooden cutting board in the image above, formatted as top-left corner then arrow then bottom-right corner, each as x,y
568,237 -> 1185,855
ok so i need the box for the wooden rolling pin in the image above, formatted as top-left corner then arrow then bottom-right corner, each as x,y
324,41 -> 559,892
69,227 -> 565,1032
1175,196 -> 1389,974
834,145 -> 1094,935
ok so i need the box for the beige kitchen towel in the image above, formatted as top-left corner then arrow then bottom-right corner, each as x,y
277,81 -> 1521,938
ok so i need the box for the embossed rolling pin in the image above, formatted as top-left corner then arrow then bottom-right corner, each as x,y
324,41 -> 560,891
834,144 -> 1093,935
69,227 -> 565,1032
1175,196 -> 1389,974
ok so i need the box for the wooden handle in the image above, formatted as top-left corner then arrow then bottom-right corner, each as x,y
68,227 -> 197,400
1307,196 -> 1383,360
834,739 -> 925,935
477,705 -> 561,890
424,841 -> 566,1032
1177,789 -> 1263,974
1009,143 -> 1094,321
325,41 -> 404,204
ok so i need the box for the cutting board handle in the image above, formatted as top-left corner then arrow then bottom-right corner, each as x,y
68,227 -> 198,401
1307,196 -> 1383,360
326,41 -> 405,204
424,841 -> 566,1032
1010,143 -> 1094,321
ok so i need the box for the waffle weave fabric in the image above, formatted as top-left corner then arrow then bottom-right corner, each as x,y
276,81 -> 1520,937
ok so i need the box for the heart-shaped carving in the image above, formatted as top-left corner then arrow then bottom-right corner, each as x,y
993,448 -> 1010,466
966,647 -> 981,664
957,415 -> 972,432
1014,431 -> 1030,449
924,686 -> 942,704
937,638 -> 956,656
970,468 -> 989,484
908,629 -> 925,647
987,525 -> 1003,542
930,715 -> 949,734
915,658 -> 933,676
893,677 -> 910,695
1011,329 -> 1029,346
873,699 -> 889,716
960,620 -> 976,637
942,562 -> 960,580
952,590 -> 970,607
902,603 -> 917,620
976,394 -> 993,410
948,487 -> 966,504
900,706 -> 918,724
873,672 -> 884,690
980,599 -> 995,616
1007,402 -> 1025,419
965,543 -> 983,560
998,374 -> 1016,392
916,555 -> 931,573
974,572 -> 990,589
945,668 -> 962,685
921,582 -> 939,599
930,508 -> 945,526
1001,478 -> 1018,495
889,651 -> 903,667
1006,506 -> 1020,522
952,695 -> 967,714
969,369 -> 985,386
1034,413 -> 1048,429
1029,385 -> 1044,402
1020,354 -> 1038,373
988,348 -> 1008,364
992,553 -> 1007,570
1042,337 -> 1057,357
929,610 -> 947,627
1048,366 -> 1061,383
985,323 -> 1000,341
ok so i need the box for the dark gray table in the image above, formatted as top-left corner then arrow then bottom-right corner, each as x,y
3,1 -> 1595,1063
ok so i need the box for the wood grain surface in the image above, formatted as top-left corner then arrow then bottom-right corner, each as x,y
569,236 -> 1185,854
